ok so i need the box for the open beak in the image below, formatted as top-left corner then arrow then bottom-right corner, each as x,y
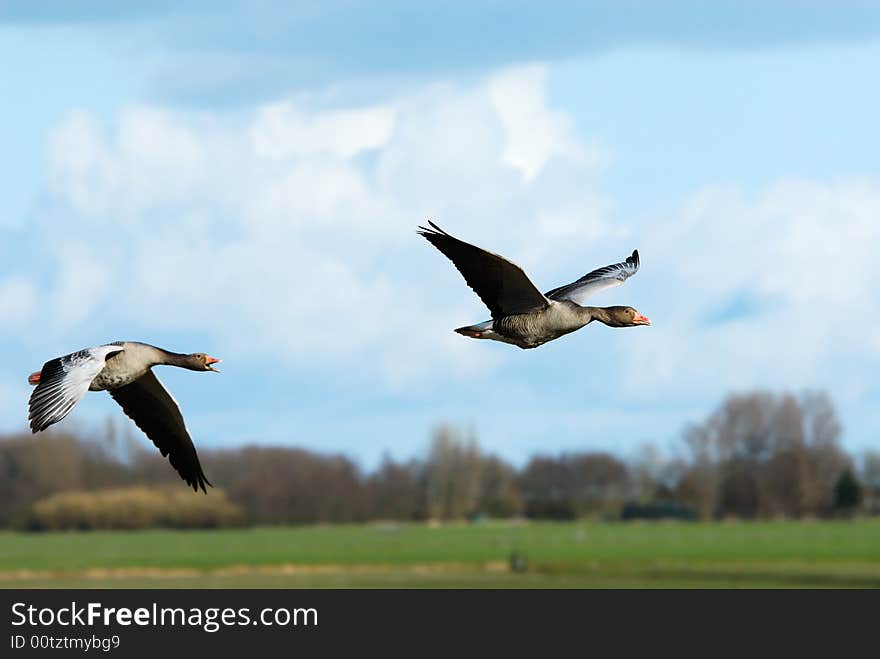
205,356 -> 222,372
633,314 -> 652,326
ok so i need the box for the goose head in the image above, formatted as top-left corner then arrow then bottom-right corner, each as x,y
603,306 -> 651,328
188,353 -> 222,372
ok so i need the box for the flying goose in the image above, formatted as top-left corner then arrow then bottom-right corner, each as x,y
418,222 -> 651,349
27,341 -> 221,493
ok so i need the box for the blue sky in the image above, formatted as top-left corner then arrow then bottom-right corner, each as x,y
2,2 -> 880,468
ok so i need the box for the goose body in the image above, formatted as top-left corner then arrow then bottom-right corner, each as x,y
27,341 -> 221,493
418,222 -> 650,349
489,300 -> 590,348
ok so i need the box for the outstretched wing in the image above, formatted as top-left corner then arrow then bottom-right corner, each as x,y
109,370 -> 211,493
418,221 -> 549,318
545,250 -> 641,305
28,344 -> 124,433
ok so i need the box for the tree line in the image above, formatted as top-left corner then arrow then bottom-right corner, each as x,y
0,389 -> 877,529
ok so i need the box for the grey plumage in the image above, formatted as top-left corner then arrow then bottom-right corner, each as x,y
545,250 -> 640,304
27,341 -> 219,493
420,222 -> 650,349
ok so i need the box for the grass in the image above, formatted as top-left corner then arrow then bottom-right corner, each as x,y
2,519 -> 880,588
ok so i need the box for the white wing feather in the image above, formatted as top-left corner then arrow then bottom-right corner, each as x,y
544,250 -> 641,305
28,344 -> 124,433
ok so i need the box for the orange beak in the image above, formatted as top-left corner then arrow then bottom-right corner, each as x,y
205,356 -> 222,372
28,371 -> 41,385
633,313 -> 652,326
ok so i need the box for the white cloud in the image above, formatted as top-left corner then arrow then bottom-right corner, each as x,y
46,107 -> 208,221
666,179 -> 880,306
28,59 -> 880,437
620,176 -> 880,398
252,102 -> 396,159
47,249 -> 113,331
23,65 -> 604,387
5,57 -> 879,463
46,110 -> 115,219
488,64 -> 602,181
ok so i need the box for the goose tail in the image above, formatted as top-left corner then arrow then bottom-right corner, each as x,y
454,320 -> 494,339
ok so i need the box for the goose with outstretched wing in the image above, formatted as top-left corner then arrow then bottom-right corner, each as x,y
27,341 -> 221,493
418,221 -> 650,349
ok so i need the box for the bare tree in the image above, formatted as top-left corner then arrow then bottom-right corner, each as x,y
366,453 -> 425,521
520,452 -> 629,519
675,390 -> 849,519
859,451 -> 880,514
478,455 -> 523,517
630,443 -> 665,503
677,424 -> 721,519
423,425 -> 483,520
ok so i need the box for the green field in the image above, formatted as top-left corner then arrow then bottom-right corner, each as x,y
2,520 -> 880,588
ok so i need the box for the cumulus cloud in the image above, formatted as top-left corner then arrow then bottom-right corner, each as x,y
620,177 -> 880,401
22,64 -> 605,388
27,63 -> 880,404
488,64 -> 600,181
251,102 -> 396,160
3,55 -> 878,462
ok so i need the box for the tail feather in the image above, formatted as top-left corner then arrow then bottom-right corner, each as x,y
455,320 -> 493,339
455,326 -> 484,338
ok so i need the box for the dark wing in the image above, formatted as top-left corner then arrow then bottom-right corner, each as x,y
545,250 -> 641,305
109,370 -> 211,493
29,345 -> 123,433
417,221 -> 549,318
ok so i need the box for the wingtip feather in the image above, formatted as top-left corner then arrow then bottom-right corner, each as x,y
417,220 -> 447,238
188,470 -> 212,494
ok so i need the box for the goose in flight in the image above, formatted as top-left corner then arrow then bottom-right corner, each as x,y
418,222 -> 651,349
27,342 -> 221,493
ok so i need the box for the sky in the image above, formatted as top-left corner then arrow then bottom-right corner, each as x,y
2,1 -> 880,469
